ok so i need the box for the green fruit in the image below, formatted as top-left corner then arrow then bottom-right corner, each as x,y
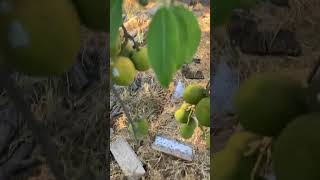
213,148 -> 261,180
0,0 -> 81,76
236,0 -> 258,9
225,131 -> 259,154
111,56 -> 137,86
212,0 -> 237,27
121,43 -> 134,58
110,35 -> 121,59
195,97 -> 210,127
180,118 -> 197,139
139,0 -> 149,6
212,0 -> 257,27
174,103 -> 191,124
72,0 -> 107,32
235,73 -> 306,136
131,47 -> 150,71
183,84 -> 207,105
273,113 -> 320,180
128,119 -> 149,139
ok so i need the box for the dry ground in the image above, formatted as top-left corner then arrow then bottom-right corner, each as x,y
110,0 -> 210,179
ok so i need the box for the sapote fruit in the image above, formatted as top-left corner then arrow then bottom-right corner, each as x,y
180,118 -> 197,139
212,0 -> 257,27
174,103 -> 191,124
131,47 -> 150,71
225,131 -> 260,154
195,97 -> 210,127
212,148 -> 262,180
139,0 -> 149,6
273,113 -> 320,180
0,0 -> 81,76
183,84 -> 207,105
128,119 -> 149,139
121,43 -> 134,58
234,72 -> 306,136
111,56 -> 137,86
72,0 -> 107,32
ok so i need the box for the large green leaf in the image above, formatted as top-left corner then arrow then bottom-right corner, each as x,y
171,5 -> 201,66
110,0 -> 122,48
147,7 -> 179,88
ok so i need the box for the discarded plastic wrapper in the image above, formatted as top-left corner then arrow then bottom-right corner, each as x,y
152,135 -> 194,161
172,81 -> 185,99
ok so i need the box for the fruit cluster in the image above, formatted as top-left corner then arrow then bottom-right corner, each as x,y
174,84 -> 210,140
213,72 -> 320,180
0,0 -> 106,76
110,35 -> 150,86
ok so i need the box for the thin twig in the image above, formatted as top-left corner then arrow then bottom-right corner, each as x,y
110,82 -> 138,140
250,137 -> 272,180
0,67 -> 66,180
122,25 -> 140,50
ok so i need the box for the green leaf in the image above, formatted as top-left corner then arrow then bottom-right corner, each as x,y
110,0 -> 123,48
147,7 -> 179,88
171,5 -> 201,66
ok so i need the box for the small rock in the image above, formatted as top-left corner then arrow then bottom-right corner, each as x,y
110,137 -> 145,180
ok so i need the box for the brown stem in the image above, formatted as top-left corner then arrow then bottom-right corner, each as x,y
110,82 -> 138,140
121,25 -> 140,51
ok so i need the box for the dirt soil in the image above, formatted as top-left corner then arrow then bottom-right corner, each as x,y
110,0 -> 210,179
213,0 -> 320,178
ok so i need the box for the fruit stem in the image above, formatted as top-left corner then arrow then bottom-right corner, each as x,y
250,137 -> 272,180
110,82 -> 138,140
0,66 -> 67,180
121,24 -> 140,51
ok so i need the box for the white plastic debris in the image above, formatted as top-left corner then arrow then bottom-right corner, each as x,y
172,81 -> 185,99
151,135 -> 194,161
213,57 -> 238,115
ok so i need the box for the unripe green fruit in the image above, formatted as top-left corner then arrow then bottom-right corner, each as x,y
0,0 -> 81,76
213,148 -> 262,180
174,103 -> 191,124
72,0 -> 107,32
131,47 -> 150,71
235,73 -> 307,136
128,119 -> 149,139
138,0 -> 149,6
180,118 -> 197,139
212,0 -> 257,27
111,56 -> 137,86
121,43 -> 134,58
183,84 -> 207,105
225,131 -> 259,154
195,97 -> 210,127
273,113 -> 320,180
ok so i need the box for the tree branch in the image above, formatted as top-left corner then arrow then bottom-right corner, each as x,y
121,25 -> 140,51
110,82 -> 138,140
